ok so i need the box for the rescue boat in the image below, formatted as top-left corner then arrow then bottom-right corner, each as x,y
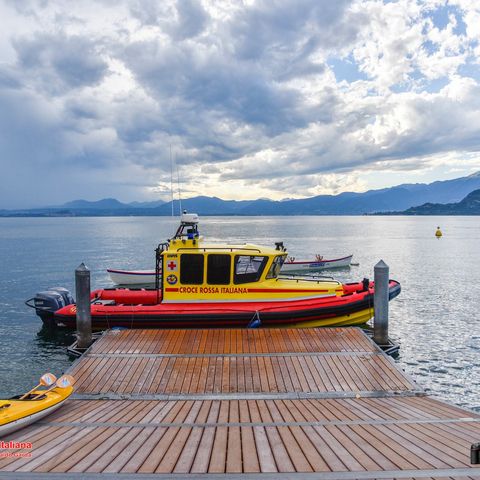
107,253 -> 352,286
29,213 -> 401,329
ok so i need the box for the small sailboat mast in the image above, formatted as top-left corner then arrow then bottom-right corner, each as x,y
176,159 -> 182,216
170,145 -> 174,217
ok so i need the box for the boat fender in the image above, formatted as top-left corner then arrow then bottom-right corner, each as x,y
362,278 -> 370,292
247,311 -> 262,328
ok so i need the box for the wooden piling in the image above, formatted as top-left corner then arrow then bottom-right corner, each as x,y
373,259 -> 389,346
75,263 -> 92,349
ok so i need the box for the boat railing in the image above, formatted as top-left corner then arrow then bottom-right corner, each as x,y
174,246 -> 263,254
278,274 -> 336,282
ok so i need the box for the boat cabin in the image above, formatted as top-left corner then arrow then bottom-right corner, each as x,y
161,213 -> 287,302
157,212 -> 342,302
161,243 -> 288,302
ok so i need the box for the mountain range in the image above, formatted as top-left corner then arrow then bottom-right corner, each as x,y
388,188 -> 480,215
2,171 -> 480,216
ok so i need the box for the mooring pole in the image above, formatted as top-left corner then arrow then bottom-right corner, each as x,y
471,443 -> 480,464
75,263 -> 92,349
373,260 -> 389,346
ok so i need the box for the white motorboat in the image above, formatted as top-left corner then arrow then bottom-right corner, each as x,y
107,268 -> 159,285
281,254 -> 353,273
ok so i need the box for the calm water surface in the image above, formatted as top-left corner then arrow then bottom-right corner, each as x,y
0,216 -> 479,411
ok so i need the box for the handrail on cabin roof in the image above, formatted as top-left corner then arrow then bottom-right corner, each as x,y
173,247 -> 265,254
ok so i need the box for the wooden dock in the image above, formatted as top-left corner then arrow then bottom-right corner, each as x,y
1,327 -> 480,479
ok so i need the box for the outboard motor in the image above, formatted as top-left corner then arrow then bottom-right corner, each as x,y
48,287 -> 75,306
25,288 -> 75,325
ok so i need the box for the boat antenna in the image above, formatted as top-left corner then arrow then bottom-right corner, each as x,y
170,144 -> 174,217
176,154 -> 182,216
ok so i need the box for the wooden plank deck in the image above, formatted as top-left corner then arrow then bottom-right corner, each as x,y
1,327 -> 480,479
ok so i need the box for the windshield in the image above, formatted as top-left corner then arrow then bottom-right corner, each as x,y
266,255 -> 285,279
234,255 -> 268,284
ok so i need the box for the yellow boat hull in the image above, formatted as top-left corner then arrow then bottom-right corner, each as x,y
274,307 -> 374,328
0,386 -> 73,436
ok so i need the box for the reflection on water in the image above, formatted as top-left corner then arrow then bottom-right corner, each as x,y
0,215 -> 479,412
35,325 -> 76,351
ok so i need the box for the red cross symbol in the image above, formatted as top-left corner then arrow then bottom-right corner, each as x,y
167,261 -> 177,271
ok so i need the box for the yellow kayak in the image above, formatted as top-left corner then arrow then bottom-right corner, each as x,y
0,375 -> 73,436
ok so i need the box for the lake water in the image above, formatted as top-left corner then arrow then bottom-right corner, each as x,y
0,216 -> 479,411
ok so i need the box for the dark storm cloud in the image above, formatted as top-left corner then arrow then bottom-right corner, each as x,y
0,65 -> 22,89
174,0 -> 209,39
0,78 -> 68,168
13,33 -> 109,94
0,86 -> 70,207
119,0 -> 360,149
230,0 -> 361,64
122,40 -> 305,135
129,0 -> 208,39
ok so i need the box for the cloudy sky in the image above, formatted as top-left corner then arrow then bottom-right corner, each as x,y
1,0 -> 480,208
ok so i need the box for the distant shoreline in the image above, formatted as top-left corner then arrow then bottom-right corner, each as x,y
2,186 -> 479,217
2,171 -> 480,217
1,212 -> 478,218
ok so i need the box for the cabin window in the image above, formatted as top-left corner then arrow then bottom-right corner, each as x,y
234,255 -> 268,284
207,254 -> 231,285
180,254 -> 204,284
266,255 -> 285,279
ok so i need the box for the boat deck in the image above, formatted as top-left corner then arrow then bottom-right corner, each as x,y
1,327 -> 480,479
